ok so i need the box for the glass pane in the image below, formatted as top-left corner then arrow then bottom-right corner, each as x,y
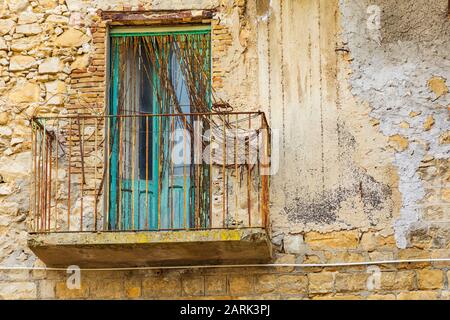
139,40 -> 153,180
170,49 -> 192,177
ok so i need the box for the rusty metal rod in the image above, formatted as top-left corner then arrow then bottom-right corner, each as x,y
33,111 -> 265,120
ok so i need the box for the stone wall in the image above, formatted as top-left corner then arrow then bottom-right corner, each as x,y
0,0 -> 449,299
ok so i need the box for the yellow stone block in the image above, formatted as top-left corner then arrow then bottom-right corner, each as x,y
367,294 -> 396,300
124,279 -> 142,299
359,232 -> 396,251
205,276 -> 227,295
89,281 -> 122,299
228,275 -> 254,296
380,271 -> 416,291
397,291 -> 439,300
255,274 -> 277,294
305,230 -> 360,249
399,121 -> 410,128
125,286 -> 141,299
55,29 -> 89,47
8,82 -> 40,104
182,276 -> 205,296
334,273 -> 369,292
417,269 -> 444,290
277,275 -> 308,294
308,272 -> 334,294
55,282 -> 89,299
142,277 -> 181,298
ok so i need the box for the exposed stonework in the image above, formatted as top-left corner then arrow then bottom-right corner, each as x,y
0,0 -> 448,300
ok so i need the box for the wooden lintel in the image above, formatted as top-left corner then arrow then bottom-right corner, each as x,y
99,9 -> 215,23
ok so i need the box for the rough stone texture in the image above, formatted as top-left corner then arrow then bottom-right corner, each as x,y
9,55 -> 37,71
417,269 -> 444,290
0,281 -> 37,299
305,230 -> 360,249
15,23 -> 42,35
308,272 -> 335,294
8,82 -> 40,103
39,57 -> 64,75
380,271 -> 416,291
142,277 -> 181,298
55,29 -> 89,47
0,0 -> 448,300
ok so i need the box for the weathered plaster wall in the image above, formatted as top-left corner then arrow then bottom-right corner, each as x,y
0,0 -> 448,299
265,0 -> 399,239
340,0 -> 450,248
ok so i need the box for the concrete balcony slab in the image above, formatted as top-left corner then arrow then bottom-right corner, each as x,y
28,228 -> 272,268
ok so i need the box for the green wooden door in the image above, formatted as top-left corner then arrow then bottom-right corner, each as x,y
108,27 -> 211,231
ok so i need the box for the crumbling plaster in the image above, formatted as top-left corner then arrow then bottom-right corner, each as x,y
234,0 -> 449,252
340,0 -> 450,248
252,0 -> 400,240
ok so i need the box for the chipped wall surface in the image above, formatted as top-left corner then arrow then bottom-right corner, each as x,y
339,0 -> 450,248
0,0 -> 449,299
265,0 -> 399,237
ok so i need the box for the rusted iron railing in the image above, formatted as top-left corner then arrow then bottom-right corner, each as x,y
30,112 -> 270,233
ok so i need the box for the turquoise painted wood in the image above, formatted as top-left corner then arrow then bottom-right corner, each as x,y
108,36 -> 160,231
108,40 -> 119,230
109,28 -> 211,231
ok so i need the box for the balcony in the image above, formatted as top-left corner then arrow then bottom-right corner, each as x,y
28,112 -> 272,267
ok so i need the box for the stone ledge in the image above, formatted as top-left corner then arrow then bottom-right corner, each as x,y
28,228 -> 272,268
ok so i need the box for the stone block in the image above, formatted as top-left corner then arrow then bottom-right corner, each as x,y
89,280 -> 123,299
397,291 -> 439,300
0,282 -> 37,299
228,275 -> 254,296
0,19 -> 15,36
55,29 -> 89,47
417,269 -> 444,290
142,277 -> 181,298
55,281 -> 89,299
124,279 -> 141,299
380,271 -> 416,291
334,273 -> 369,292
182,276 -> 204,296
9,55 -> 37,71
8,82 -> 40,103
39,57 -> 64,74
308,272 -> 334,293
205,276 -> 227,295
305,230 -> 360,249
16,24 -> 42,35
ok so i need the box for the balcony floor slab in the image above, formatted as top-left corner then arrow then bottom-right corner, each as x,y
28,228 -> 272,268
